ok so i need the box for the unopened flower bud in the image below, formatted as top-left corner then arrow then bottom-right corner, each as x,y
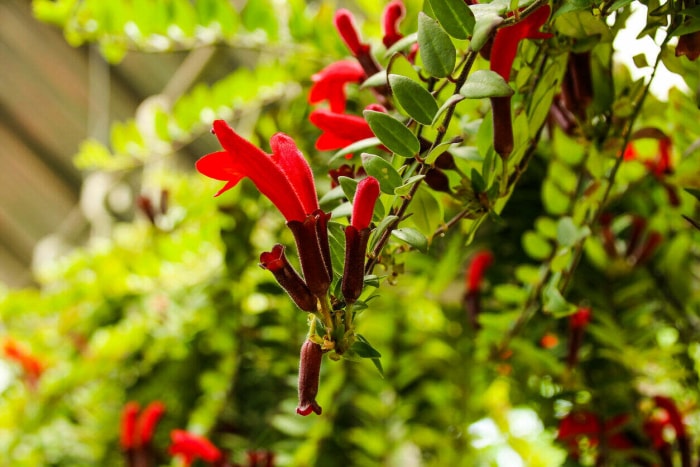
260,244 -> 317,312
382,0 -> 406,48
297,340 -> 323,416
490,96 -> 514,159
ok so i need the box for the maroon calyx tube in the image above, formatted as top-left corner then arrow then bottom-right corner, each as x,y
260,244 -> 318,312
296,340 -> 323,416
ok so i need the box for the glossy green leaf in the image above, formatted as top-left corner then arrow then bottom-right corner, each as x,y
330,137 -> 382,163
389,75 -> 439,125
469,13 -> 503,52
523,231 -> 553,260
338,176 -> 359,202
460,70 -> 514,98
361,153 -> 404,194
417,12 -> 456,78
394,175 -> 426,196
391,227 -> 429,253
363,110 -> 420,158
430,0 -> 475,39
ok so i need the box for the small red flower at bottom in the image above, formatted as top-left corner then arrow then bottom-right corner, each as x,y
169,430 -> 222,466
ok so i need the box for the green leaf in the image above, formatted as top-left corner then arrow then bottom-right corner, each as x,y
369,215 -> 399,251
684,188 -> 700,201
361,154 -> 403,194
470,13 -> 503,52
523,231 -> 553,260
391,228 -> 429,253
432,94 -> 465,126
389,75 -> 439,125
385,32 -> 419,57
394,175 -> 426,196
417,12 -> 456,78
351,335 -> 384,376
430,0 -> 475,39
460,70 -> 514,98
543,276 -> 577,316
338,176 -> 359,202
556,217 -> 590,247
330,137 -> 382,163
363,110 -> 420,158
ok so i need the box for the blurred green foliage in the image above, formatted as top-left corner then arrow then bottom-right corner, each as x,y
1,0 -> 699,465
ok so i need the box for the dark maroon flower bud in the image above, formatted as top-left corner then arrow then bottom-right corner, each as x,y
676,30 -> 700,61
599,213 -> 618,258
625,216 -> 647,258
137,195 -> 157,225
634,231 -> 662,265
287,210 -> 333,297
260,244 -> 317,312
549,96 -> 577,135
424,168 -> 451,193
342,177 -> 380,303
342,226 -> 372,304
464,290 -> 481,330
560,52 -> 593,120
434,152 -> 456,170
329,164 -> 355,189
567,307 -> 591,368
490,96 -> 514,160
247,450 -> 275,467
296,340 -> 323,416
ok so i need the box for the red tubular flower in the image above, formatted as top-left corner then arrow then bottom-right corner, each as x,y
334,9 -> 382,79
169,430 -> 222,466
2,338 -> 43,383
490,5 -> 553,81
334,9 -> 370,57
120,402 -> 140,451
196,120 -> 318,222
382,0 -> 406,48
309,109 -> 376,152
489,6 -> 551,159
350,176 -> 380,231
558,411 -> 632,458
297,340 -> 323,416
570,307 -> 591,330
136,401 -> 166,447
309,60 -> 366,113
466,251 -> 494,293
342,177 -> 380,303
259,244 -> 318,312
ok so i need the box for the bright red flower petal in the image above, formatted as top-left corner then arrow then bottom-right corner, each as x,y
382,0 -> 406,48
120,402 -> 140,450
136,401 -> 166,447
196,120 -> 316,222
351,176 -> 380,230
491,5 -> 552,80
169,430 -> 222,466
309,109 -> 375,151
466,251 -> 494,293
309,60 -> 365,113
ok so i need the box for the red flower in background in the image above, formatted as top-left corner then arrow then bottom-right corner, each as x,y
120,401 -> 166,450
309,109 -> 376,152
382,0 -> 406,48
465,251 -> 494,293
309,60 -> 366,113
196,120 -> 319,222
2,338 -> 43,384
334,9 -> 370,57
558,411 -> 632,457
169,430 -> 222,466
490,5 -> 553,80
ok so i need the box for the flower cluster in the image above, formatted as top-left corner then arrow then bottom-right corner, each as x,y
197,120 -> 380,415
307,2 -> 410,157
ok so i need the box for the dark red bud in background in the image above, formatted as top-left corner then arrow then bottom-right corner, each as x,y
490,96 -> 514,160
297,340 -> 323,416
424,168 -> 451,193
